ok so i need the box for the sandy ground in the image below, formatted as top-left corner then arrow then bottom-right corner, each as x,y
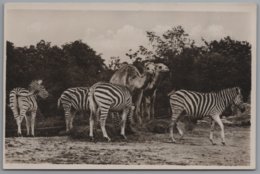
4,126 -> 251,166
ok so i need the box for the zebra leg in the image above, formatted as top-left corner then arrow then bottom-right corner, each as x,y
135,90 -> 143,125
100,109 -> 111,142
169,121 -> 177,143
111,112 -> 121,131
69,111 -> 76,131
169,108 -> 182,143
120,109 -> 128,140
89,110 -> 95,140
209,119 -> 216,145
31,111 -> 37,137
212,115 -> 226,145
24,114 -> 30,136
18,109 -> 27,137
15,117 -> 23,137
176,123 -> 184,139
128,105 -> 136,133
64,107 -> 71,132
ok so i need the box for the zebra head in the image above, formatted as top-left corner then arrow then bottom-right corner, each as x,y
233,87 -> 245,112
29,80 -> 49,99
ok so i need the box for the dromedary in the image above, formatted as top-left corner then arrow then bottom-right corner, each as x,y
109,62 -> 156,124
141,63 -> 169,121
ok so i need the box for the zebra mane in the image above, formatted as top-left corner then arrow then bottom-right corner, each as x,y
217,87 -> 239,105
217,87 -> 240,94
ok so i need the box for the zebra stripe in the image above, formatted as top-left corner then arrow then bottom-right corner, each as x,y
88,82 -> 134,141
58,87 -> 90,132
9,80 -> 48,137
168,87 -> 244,145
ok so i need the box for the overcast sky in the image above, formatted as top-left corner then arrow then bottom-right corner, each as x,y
5,9 -> 253,64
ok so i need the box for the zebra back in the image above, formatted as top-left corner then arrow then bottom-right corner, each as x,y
58,87 -> 90,111
169,87 -> 243,119
88,82 -> 132,113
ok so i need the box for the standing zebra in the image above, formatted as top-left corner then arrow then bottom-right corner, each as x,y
168,87 -> 245,145
57,87 -> 89,132
9,80 -> 49,137
87,82 -> 134,142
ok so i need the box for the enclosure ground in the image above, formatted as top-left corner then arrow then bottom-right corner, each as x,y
4,126 -> 250,166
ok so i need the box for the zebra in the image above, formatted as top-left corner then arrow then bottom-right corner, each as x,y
57,87 -> 130,133
168,87 -> 245,145
9,80 -> 49,137
57,87 -> 89,132
87,82 -> 134,142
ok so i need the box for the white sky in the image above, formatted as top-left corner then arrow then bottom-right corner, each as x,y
5,9 -> 253,64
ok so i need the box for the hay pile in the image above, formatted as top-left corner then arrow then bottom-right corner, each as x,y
145,119 -> 170,133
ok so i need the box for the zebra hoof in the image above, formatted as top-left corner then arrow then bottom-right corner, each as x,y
90,137 -> 95,142
179,136 -> 184,140
120,134 -> 127,140
210,140 -> 216,145
222,142 -> 226,146
106,137 -> 111,142
171,139 -> 176,143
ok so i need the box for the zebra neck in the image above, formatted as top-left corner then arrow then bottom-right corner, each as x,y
217,89 -> 235,108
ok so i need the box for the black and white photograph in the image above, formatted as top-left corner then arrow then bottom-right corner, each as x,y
3,3 -> 256,169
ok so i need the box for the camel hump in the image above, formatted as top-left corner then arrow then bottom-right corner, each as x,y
110,64 -> 141,86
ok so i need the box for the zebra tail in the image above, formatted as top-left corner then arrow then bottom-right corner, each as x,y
167,89 -> 176,96
9,90 -> 19,117
57,97 -> 61,109
87,87 -> 97,116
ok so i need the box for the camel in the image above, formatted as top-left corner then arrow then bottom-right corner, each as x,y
109,62 -> 156,124
141,63 -> 169,121
109,62 -> 155,92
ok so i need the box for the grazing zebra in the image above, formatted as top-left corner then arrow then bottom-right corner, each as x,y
57,87 -> 90,132
87,82 -> 134,142
9,80 -> 49,136
168,87 -> 245,145
57,87 -> 129,133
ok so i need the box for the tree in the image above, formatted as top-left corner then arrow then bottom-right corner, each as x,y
6,40 -> 109,120
125,27 -> 251,118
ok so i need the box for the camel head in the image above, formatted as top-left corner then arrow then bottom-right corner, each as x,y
155,63 -> 169,73
144,62 -> 156,74
126,62 -> 155,90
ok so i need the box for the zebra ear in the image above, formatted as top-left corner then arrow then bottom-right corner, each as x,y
37,80 -> 43,85
235,87 -> 241,94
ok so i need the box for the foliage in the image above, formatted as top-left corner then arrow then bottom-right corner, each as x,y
6,40 -> 111,122
125,26 -> 251,117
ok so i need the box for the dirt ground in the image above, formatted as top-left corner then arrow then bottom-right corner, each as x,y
4,125 -> 251,166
